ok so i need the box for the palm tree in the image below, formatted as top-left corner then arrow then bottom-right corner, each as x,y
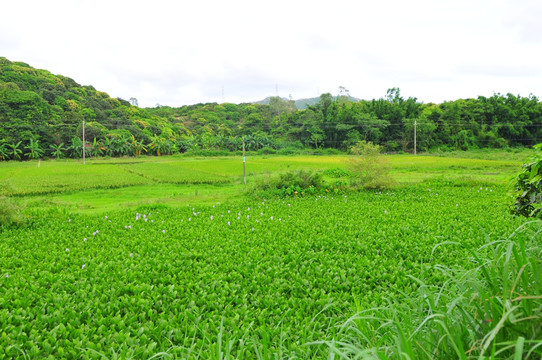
0,142 -> 8,160
102,137 -> 114,157
24,139 -> 44,160
119,135 -> 133,156
131,137 -> 146,156
91,138 -> 103,158
8,141 -> 23,160
49,143 -> 66,159
148,135 -> 165,156
68,137 -> 83,159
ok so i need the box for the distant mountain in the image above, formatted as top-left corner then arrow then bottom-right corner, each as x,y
253,95 -> 361,110
252,96 -> 291,105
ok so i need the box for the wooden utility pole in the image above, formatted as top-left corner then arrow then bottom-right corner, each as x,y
414,120 -> 417,155
82,120 -> 86,164
242,136 -> 246,185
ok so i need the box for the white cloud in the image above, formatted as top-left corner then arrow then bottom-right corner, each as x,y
1,0 -> 541,107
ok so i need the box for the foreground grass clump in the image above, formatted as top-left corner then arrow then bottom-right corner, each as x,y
317,223 -> 542,359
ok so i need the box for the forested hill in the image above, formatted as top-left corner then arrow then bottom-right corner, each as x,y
1,57 -> 542,160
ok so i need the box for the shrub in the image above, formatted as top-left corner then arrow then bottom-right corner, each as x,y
323,168 -> 353,178
511,144 -> 542,218
257,147 -> 276,155
249,169 -> 345,198
0,196 -> 23,227
348,141 -> 394,190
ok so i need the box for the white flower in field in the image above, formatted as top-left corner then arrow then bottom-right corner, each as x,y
65,248 -> 69,252
247,215 -> 250,219
4,273 -> 8,278
270,216 -> 274,220
188,218 -> 191,221
237,216 -> 240,220
81,264 -> 86,269
247,207 -> 250,211
384,210 -> 388,214
213,205 -> 215,208
279,218 -> 282,221
288,204 -> 291,207
490,189 -> 493,192
145,218 -> 148,222
83,238 -> 87,241
210,215 -> 214,220
228,210 -> 230,213
128,225 -> 132,229
221,214 -> 224,218
238,212 -> 241,216
256,220 -> 259,223
93,232 -> 96,236
68,219 -> 71,223
162,230 -> 165,233
227,221 -> 231,226
193,212 -> 197,216
130,253 -> 133,258
105,216 -> 108,219
260,212 -> 263,216
252,228 -> 254,231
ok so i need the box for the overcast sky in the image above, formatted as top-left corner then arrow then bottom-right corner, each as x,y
2,0 -> 541,108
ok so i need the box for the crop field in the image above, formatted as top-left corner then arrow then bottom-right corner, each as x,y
0,151 -> 541,359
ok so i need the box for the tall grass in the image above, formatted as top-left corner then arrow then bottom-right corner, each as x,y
314,222 -> 542,359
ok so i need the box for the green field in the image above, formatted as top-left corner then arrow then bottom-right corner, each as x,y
0,151 -> 541,359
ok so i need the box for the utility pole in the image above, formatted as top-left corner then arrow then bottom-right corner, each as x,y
243,136 -> 247,185
82,120 -> 86,164
414,119 -> 417,155
242,136 -> 246,185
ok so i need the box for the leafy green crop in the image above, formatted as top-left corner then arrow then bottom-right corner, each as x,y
0,184 -> 527,358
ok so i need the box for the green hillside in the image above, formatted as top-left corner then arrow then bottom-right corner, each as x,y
1,57 -> 542,161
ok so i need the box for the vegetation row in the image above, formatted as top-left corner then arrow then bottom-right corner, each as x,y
2,57 -> 542,161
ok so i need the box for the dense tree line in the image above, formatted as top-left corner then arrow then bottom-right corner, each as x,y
1,57 -> 542,160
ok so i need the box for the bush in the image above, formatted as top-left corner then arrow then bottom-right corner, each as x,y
276,148 -> 301,156
257,147 -> 276,155
0,196 -> 23,227
322,148 -> 343,155
323,168 -> 353,178
250,169 -> 346,198
348,141 -> 394,190
511,146 -> 542,218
